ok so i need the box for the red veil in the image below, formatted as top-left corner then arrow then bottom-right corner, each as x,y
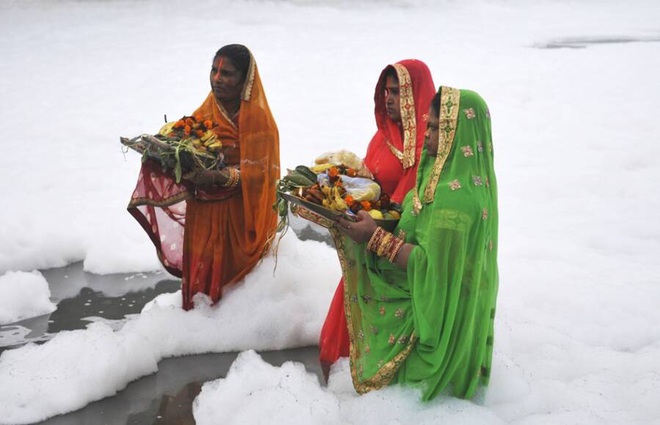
365,59 -> 436,203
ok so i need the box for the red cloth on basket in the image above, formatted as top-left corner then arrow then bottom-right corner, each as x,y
319,59 -> 435,379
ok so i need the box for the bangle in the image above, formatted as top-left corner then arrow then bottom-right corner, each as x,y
367,227 -> 405,264
367,227 -> 386,252
387,237 -> 405,263
223,167 -> 240,188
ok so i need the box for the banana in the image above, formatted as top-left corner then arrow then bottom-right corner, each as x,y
203,136 -> 219,146
310,163 -> 334,173
334,193 -> 348,211
158,121 -> 177,136
324,186 -> 347,211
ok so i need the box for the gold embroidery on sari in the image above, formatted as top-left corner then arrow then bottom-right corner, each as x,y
385,138 -> 404,162
449,179 -> 462,191
412,87 -> 461,214
215,101 -> 237,131
392,64 -> 416,169
353,334 -> 417,394
424,87 -> 460,203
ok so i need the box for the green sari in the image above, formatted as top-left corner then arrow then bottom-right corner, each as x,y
337,87 -> 498,400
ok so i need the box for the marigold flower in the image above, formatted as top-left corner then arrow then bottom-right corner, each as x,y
328,167 -> 339,178
184,125 -> 191,135
195,130 -> 205,138
204,120 -> 213,128
361,201 -> 372,211
344,195 -> 354,205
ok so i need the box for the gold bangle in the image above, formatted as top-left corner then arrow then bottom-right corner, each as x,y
223,167 -> 240,188
387,237 -> 405,263
367,227 -> 385,252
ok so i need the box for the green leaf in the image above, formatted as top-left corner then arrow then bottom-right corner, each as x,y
174,143 -> 182,183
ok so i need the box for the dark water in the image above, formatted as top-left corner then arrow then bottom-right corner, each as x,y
0,262 -> 323,425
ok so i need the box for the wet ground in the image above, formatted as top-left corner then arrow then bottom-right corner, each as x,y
0,261 -> 323,425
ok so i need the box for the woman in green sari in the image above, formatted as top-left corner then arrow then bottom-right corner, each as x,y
335,86 -> 498,400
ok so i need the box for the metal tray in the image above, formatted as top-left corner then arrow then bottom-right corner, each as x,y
279,191 -> 399,231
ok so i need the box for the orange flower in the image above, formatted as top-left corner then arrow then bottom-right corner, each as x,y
184,125 -> 191,135
344,195 -> 354,205
173,120 -> 185,129
195,130 -> 205,138
346,168 -> 357,177
328,167 -> 339,178
203,120 -> 213,129
361,201 -> 372,211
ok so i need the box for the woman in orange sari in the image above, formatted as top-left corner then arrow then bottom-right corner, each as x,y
128,44 -> 280,310
318,59 -> 435,378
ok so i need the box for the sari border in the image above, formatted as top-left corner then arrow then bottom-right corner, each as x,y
413,86 -> 461,214
336,227 -> 417,394
128,190 -> 191,208
424,86 -> 460,203
215,100 -> 238,131
392,63 -> 416,169
352,334 -> 417,394
241,51 -> 257,102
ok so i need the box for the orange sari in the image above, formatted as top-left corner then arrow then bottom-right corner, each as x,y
128,52 -> 279,310
318,59 -> 435,377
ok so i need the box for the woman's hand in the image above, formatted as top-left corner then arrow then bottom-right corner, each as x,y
337,210 -> 377,243
182,169 -> 227,187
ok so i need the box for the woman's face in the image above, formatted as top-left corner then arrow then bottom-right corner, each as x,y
424,105 -> 440,157
384,74 -> 401,122
210,56 -> 244,103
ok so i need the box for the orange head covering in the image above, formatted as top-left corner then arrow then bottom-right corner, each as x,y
192,47 -> 281,256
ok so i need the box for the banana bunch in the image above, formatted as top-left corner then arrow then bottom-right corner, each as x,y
192,130 -> 222,151
158,121 -> 222,152
321,185 -> 348,211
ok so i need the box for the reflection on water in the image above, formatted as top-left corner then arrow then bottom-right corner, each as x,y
1,262 -> 322,424
47,281 -> 179,334
0,262 -> 179,352
37,348 -> 321,425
